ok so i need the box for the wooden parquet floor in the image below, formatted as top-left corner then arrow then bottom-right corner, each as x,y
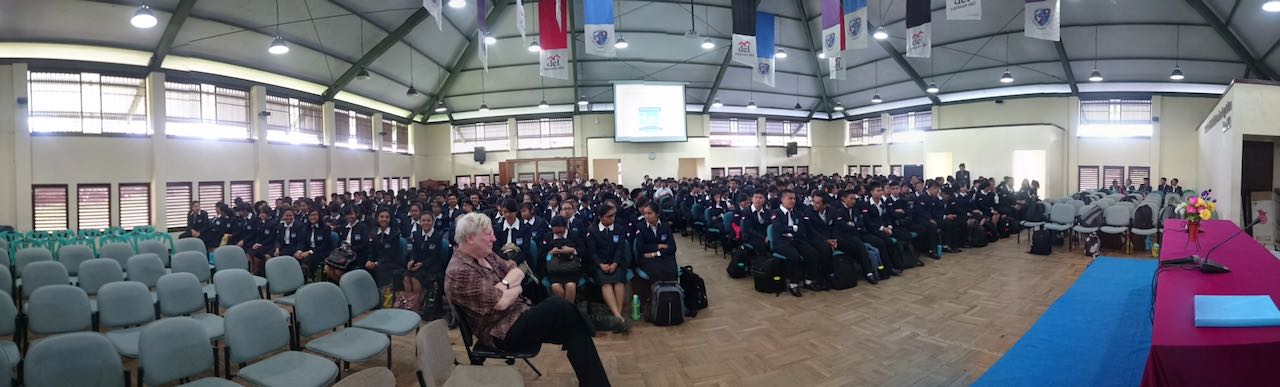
164,234 -> 1151,386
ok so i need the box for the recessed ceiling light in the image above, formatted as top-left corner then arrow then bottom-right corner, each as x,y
268,36 -> 290,54
131,5 -> 158,29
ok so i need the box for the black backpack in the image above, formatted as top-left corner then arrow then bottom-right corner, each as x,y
679,266 -> 708,315
751,255 -> 784,295
968,222 -> 989,247
1024,202 -> 1046,223
1029,228 -> 1052,255
829,255 -> 859,290
726,246 -> 751,278
1079,206 -> 1105,228
1132,205 -> 1155,229
648,281 -> 686,326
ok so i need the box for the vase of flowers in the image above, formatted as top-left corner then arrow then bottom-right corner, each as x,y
1175,190 -> 1216,246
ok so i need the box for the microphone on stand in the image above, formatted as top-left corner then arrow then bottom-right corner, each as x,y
1166,210 -> 1268,273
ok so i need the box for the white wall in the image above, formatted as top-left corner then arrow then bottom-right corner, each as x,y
1201,81 -> 1280,224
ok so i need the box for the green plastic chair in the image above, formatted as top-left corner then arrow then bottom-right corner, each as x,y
57,237 -> 95,256
134,225 -> 156,234
100,233 -> 131,250
25,231 -> 53,250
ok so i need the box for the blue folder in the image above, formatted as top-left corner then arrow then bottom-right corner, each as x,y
1194,295 -> 1280,327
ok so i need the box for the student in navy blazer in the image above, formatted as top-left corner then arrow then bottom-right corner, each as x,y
274,208 -> 307,258
492,199 -> 532,265
366,209 -> 405,289
585,204 -> 630,331
326,207 -> 369,282
634,202 -> 678,308
406,213 -> 447,318
770,190 -> 821,297
295,209 -> 333,276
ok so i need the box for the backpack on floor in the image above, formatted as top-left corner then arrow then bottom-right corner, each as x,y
1029,228 -> 1052,255
863,243 -> 885,281
726,246 -> 751,279
649,281 -> 686,326
751,255 -> 784,295
969,222 -> 989,247
1083,233 -> 1101,257
829,255 -> 859,290
678,266 -> 708,316
997,217 -> 1013,238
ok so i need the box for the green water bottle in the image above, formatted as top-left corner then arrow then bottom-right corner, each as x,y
631,294 -> 642,321
1152,242 -> 1161,258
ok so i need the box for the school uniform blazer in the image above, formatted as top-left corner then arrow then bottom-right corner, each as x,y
805,207 -> 837,241
338,221 -> 371,268
739,206 -> 771,242
409,228 -> 448,277
303,222 -> 333,259
188,210 -> 210,233
913,195 -> 945,224
491,220 -> 532,264
523,217 -> 550,242
585,222 -> 627,267
368,228 -> 405,268
770,207 -> 806,248
635,221 -> 677,280
955,170 -> 971,188
834,203 -> 867,236
248,219 -> 276,248
564,215 -> 589,237
275,221 -> 307,256
398,218 -> 422,241
226,217 -> 251,245
201,216 -> 231,246
860,200 -> 893,233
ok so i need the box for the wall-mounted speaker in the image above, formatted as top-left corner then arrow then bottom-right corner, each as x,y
785,142 -> 798,157
474,147 -> 486,164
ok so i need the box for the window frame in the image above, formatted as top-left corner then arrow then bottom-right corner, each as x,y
76,183 -> 112,231
230,181 -> 254,203
710,118 -> 760,148
1128,166 -> 1151,186
452,121 -> 510,153
711,168 -> 726,178
1078,165 -> 1101,192
763,119 -> 811,147
308,179 -> 326,198
197,181 -> 224,215
117,183 -> 151,230
1103,166 -> 1126,188
264,94 -> 323,145
1078,98 -> 1154,138
163,81 -> 251,141
516,118 -> 575,150
32,184 -> 70,232
268,180 -> 285,203
27,71 -> 150,136
165,182 -> 192,232
846,116 -> 884,146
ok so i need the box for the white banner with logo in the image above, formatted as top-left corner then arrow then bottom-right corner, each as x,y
732,34 -> 757,66
830,55 -> 845,80
906,22 -> 931,58
844,6 -> 868,49
584,24 -> 615,57
947,0 -> 982,21
1024,0 -> 1060,41
539,48 -> 569,80
753,57 -> 775,87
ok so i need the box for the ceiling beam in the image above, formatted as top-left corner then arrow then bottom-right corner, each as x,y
1183,0 -> 1278,80
322,8 -> 430,100
1053,41 -> 1079,95
702,0 -> 764,114
873,27 -> 941,105
485,30 -> 811,52
794,0 -> 832,112
460,59 -> 818,78
325,0 -> 461,72
444,84 -> 819,99
147,0 -> 198,72
410,0 -> 510,121
1225,0 -> 1242,26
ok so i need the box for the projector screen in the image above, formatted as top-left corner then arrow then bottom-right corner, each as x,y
613,82 -> 687,142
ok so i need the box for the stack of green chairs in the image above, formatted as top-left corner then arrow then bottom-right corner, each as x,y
78,229 -> 104,252
0,231 -> 20,257
25,230 -> 53,250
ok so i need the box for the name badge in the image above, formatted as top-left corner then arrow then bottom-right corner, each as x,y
355,234 -> 361,241
516,238 -> 524,245
532,232 -> 539,239
612,234 -> 620,243
660,234 -> 667,241
383,242 -> 391,249
428,244 -> 436,250
263,230 -> 270,235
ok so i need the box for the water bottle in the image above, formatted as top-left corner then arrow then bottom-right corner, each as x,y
1144,236 -> 1153,251
1152,242 -> 1161,258
936,244 -> 944,257
631,294 -> 642,321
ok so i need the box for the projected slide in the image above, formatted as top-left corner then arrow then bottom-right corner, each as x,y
614,82 -> 688,142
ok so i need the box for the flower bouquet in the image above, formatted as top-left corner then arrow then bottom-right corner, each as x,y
1175,190 -> 1216,244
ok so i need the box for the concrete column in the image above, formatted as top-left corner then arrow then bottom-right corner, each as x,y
12,64 -> 33,230
249,86 -> 268,200
881,112 -> 892,172
0,64 -> 20,228
371,112 -> 384,190
1151,96 -> 1163,185
756,117 -> 767,170
146,72 -> 167,230
322,101 -> 336,194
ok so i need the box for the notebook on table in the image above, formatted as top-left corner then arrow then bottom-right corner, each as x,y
1194,295 -> 1280,327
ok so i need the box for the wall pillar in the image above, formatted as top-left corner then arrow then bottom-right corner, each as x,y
322,101 -> 336,195
371,113 -> 384,190
11,64 -> 32,230
146,72 -> 167,229
249,85 -> 268,200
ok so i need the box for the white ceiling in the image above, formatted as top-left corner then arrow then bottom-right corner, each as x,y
2,0 -> 1277,119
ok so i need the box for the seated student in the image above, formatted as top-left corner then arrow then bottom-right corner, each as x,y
405,213 -> 447,319
202,203 -> 234,252
804,192 -> 841,289
1157,177 -> 1170,193
445,213 -> 610,387
633,202 -> 678,306
585,204 -> 629,332
915,182 -> 963,254
771,190 -> 822,296
560,201 -> 589,237
738,190 -> 772,260
326,208 -> 369,282
862,183 -> 916,273
543,217 -> 583,303
274,208 -> 306,261
226,204 -> 252,252
888,182 -> 940,260
247,208 -> 277,274
1108,179 -> 1125,193
492,199 -> 532,265
1168,178 -> 1183,193
295,209 -> 332,279
181,201 -> 208,239
832,190 -> 880,284
398,204 -> 423,240
974,181 -> 1002,230
366,209 -> 405,290
1138,178 -> 1153,194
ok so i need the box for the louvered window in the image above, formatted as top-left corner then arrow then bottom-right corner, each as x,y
1103,166 -> 1125,188
1128,167 -> 1151,185
165,183 -> 191,231
77,184 -> 111,230
230,181 -> 254,203
264,94 -> 322,144
118,183 -> 150,230
198,182 -> 224,214
308,180 -> 325,198
452,121 -> 509,152
763,120 -> 809,146
517,118 -> 574,149
27,72 -> 148,135
268,180 -> 284,203
1078,166 -> 1100,191
164,81 -> 249,139
710,118 -> 758,147
336,179 -> 347,194
33,185 -> 69,231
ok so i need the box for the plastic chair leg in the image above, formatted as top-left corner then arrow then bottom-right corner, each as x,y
523,358 -> 543,377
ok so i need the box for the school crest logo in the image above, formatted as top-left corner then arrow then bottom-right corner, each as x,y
825,33 -> 837,49
848,17 -> 862,37
911,31 -> 926,47
758,62 -> 771,76
592,30 -> 609,48
1033,8 -> 1052,28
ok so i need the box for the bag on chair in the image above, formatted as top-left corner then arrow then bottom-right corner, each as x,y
679,266 -> 708,315
726,246 -> 751,278
649,281 -> 686,326
1029,228 -> 1052,255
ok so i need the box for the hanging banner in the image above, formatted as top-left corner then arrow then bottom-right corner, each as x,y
477,0 -> 489,70
539,0 -> 569,80
830,55 -> 845,80
821,0 -> 843,59
422,0 -> 443,31
947,0 -> 982,20
583,0 -> 615,57
731,0 -> 757,66
905,0 -> 931,58
844,0 -> 868,50
753,12 -> 776,87
1024,0 -> 1060,41
516,0 -> 527,42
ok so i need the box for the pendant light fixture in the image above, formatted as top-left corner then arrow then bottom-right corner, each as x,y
538,78 -> 549,109
268,0 -> 289,54
700,5 -> 715,49
448,0 -> 466,9
925,55 -> 939,94
873,27 -> 888,40
1264,1 -> 1280,12
528,40 -> 541,52
746,100 -> 758,109
711,98 -> 723,108
434,101 -> 448,113
685,0 -> 697,38
131,4 -> 157,28
774,24 -> 786,59
356,20 -> 370,79
406,46 -> 418,95
578,95 -> 589,106
614,3 -> 628,49
833,102 -> 845,111
479,70 -> 490,112
1170,26 -> 1185,80
1088,26 -> 1104,82
999,34 -> 1014,83
484,32 -> 497,45
871,61 -> 882,104
793,72 -> 803,111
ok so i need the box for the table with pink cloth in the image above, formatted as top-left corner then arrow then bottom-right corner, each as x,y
1142,219 -> 1280,387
